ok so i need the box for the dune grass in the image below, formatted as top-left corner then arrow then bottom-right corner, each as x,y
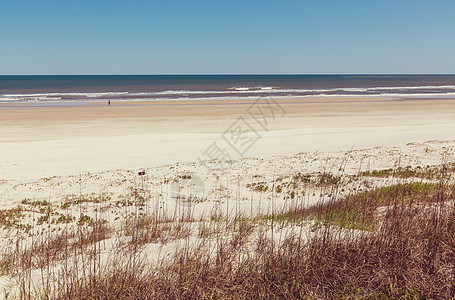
2,161 -> 455,299
54,198 -> 455,299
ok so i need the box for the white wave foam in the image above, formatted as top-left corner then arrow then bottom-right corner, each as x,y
153,85 -> 455,96
2,92 -> 130,98
366,85 -> 455,91
2,85 -> 455,104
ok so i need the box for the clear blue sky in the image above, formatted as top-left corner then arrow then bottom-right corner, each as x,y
1,0 -> 454,75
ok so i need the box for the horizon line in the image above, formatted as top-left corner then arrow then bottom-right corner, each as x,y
1,73 -> 455,76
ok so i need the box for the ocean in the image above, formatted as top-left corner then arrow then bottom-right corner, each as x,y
1,75 -> 455,104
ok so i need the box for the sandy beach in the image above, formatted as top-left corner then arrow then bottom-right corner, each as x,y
1,96 -> 455,182
1,95 -> 454,218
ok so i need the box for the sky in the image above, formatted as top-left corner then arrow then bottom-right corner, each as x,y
1,0 -> 454,75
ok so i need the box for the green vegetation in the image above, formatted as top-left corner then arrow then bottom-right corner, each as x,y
267,182 -> 451,231
360,163 -> 455,180
0,206 -> 23,229
248,172 -> 343,195
77,214 -> 94,226
246,181 -> 269,192
316,172 -> 342,186
21,198 -> 50,207
54,213 -> 74,224
64,192 -> 112,205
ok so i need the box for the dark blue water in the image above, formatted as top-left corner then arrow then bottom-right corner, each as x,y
1,75 -> 455,103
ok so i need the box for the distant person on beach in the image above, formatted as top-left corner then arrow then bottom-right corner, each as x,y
108,100 -> 111,106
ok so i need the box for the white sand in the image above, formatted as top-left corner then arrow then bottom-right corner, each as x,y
0,97 -> 453,211
1,97 -> 454,181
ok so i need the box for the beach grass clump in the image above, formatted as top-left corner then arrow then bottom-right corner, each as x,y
123,214 -> 169,245
76,220 -> 111,247
302,203 -> 455,298
229,219 -> 256,249
359,162 -> 455,180
197,221 -> 217,238
116,199 -> 135,207
253,172 -> 344,196
21,198 -> 51,207
272,182 -> 452,231
123,213 -> 192,247
36,214 -> 50,225
64,192 -> 112,205
0,206 -> 23,229
115,187 -> 148,207
77,214 -> 95,226
0,220 -> 111,276
316,172 -> 342,186
54,212 -> 75,224
21,198 -> 53,216
246,181 -> 269,192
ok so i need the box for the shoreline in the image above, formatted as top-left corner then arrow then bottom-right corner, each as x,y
1,94 -> 454,108
1,96 -> 454,122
